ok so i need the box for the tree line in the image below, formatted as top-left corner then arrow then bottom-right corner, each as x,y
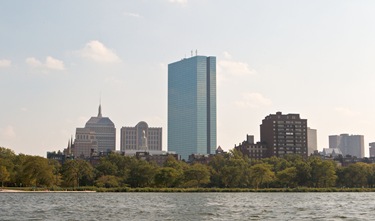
1,147 -> 375,189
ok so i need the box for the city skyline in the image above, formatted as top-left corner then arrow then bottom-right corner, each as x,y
1,1 -> 375,157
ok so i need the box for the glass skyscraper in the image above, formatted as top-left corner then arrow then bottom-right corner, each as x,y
168,55 -> 217,160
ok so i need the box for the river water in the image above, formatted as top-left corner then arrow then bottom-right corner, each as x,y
0,192 -> 374,220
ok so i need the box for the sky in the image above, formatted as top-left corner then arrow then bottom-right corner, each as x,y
1,0 -> 375,157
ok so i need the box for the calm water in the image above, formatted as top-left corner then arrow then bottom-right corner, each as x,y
0,192 -> 374,220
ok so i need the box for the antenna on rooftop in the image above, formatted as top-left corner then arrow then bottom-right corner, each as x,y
98,91 -> 102,117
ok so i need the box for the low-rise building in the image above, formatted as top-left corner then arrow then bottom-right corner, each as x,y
234,135 -> 267,159
135,151 -> 178,166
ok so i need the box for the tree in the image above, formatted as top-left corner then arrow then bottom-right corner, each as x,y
209,151 -> 251,188
154,167 -> 180,187
62,159 -> 94,188
163,155 -> 187,186
0,147 -> 16,159
276,167 -> 297,188
0,166 -> 10,187
208,154 -> 227,187
126,159 -> 157,188
48,159 -> 62,187
249,163 -> 275,189
95,159 -> 118,177
95,175 -> 120,188
309,157 -> 337,187
0,147 -> 16,184
183,163 -> 210,187
221,157 -> 250,188
341,162 -> 372,188
22,156 -> 55,187
262,156 -> 291,174
105,153 -> 132,178
368,164 -> 375,188
294,160 -> 311,187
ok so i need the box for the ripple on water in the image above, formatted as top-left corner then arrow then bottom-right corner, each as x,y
0,192 -> 375,220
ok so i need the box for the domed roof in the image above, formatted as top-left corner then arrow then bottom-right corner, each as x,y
84,104 -> 115,128
85,117 -> 115,127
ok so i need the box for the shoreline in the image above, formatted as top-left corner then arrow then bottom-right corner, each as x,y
2,187 -> 375,193
0,189 -> 96,193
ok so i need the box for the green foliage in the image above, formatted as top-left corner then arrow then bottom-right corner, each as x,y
277,167 -> 297,188
262,156 -> 291,174
126,159 -> 157,187
95,175 -> 120,188
339,162 -> 372,188
308,157 -> 337,187
0,165 -> 10,187
0,147 -> 16,184
209,151 -> 251,188
21,156 -> 55,187
3,146 -> 375,190
249,163 -> 275,189
62,159 -> 94,188
183,163 -> 210,187
155,167 -> 180,187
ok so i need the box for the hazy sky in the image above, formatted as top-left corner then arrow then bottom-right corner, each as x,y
1,0 -> 375,157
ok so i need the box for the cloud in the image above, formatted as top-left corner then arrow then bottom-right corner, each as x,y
168,0 -> 187,5
26,56 -> 65,70
78,40 -> 121,63
218,60 -> 257,76
0,125 -> 16,139
223,51 -> 232,59
26,57 -> 42,68
0,59 -> 11,68
334,107 -> 360,117
20,107 -> 28,112
124,12 -> 142,18
235,92 -> 272,108
45,56 -> 65,70
217,52 -> 257,86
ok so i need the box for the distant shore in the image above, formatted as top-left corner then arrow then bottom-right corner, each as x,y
97,187 -> 375,193
0,189 -> 96,193
2,187 -> 375,193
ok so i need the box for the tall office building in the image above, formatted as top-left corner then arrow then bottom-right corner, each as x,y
260,112 -> 308,158
307,127 -> 317,156
73,105 -> 116,157
120,121 -> 162,152
369,142 -> 375,157
329,134 -> 364,158
168,55 -> 217,160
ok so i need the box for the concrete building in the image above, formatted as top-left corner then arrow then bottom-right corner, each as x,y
234,135 -> 267,159
329,134 -> 364,158
73,105 -> 116,158
260,112 -> 308,158
370,142 -> 375,157
73,128 -> 98,158
307,127 -> 317,156
120,121 -> 162,152
168,55 -> 217,160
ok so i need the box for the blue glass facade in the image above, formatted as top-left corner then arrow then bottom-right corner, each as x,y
168,56 -> 216,160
